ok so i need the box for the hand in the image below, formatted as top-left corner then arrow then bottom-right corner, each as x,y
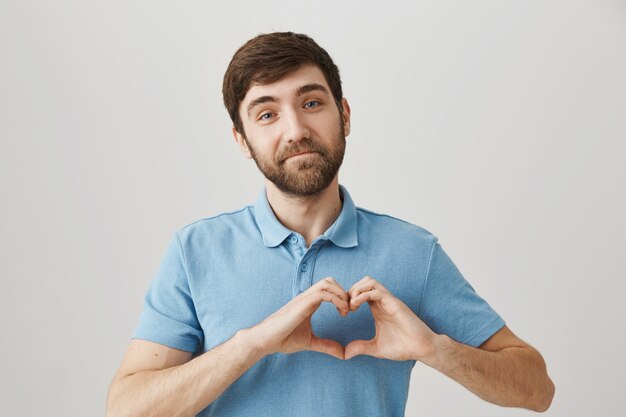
246,277 -> 350,360
344,276 -> 438,361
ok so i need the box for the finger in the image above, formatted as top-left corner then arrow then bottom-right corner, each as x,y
316,288 -> 350,315
313,277 -> 348,301
348,276 -> 385,300
349,288 -> 384,311
291,288 -> 348,320
344,338 -> 378,360
309,277 -> 350,312
308,334 -> 345,360
348,275 -> 376,295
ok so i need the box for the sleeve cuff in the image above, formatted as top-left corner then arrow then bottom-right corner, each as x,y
463,316 -> 506,348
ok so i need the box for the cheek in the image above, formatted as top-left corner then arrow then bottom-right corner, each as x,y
247,135 -> 280,161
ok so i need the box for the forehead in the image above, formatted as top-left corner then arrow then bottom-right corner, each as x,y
241,64 -> 330,106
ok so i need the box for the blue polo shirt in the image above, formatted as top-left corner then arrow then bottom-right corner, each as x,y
133,184 -> 505,417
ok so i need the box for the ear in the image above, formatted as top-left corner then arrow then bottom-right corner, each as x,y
341,98 -> 351,137
232,127 -> 253,159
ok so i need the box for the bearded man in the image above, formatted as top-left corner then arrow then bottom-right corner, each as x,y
107,32 -> 554,417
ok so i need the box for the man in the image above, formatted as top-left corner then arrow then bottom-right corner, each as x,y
107,32 -> 554,417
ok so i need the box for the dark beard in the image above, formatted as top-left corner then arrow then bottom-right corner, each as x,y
245,120 -> 346,197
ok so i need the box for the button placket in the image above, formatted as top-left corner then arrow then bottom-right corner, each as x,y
291,238 -> 321,298
298,245 -> 322,294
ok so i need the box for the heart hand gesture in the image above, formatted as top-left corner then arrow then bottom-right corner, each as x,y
246,275 -> 438,362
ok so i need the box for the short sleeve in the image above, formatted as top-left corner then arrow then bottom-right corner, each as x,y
417,239 -> 505,347
132,232 -> 204,352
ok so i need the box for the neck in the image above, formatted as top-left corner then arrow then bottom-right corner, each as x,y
264,176 -> 343,248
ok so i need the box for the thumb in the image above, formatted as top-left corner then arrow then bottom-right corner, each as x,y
308,335 -> 345,360
344,338 -> 377,360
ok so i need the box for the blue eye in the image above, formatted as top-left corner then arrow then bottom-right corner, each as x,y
259,112 -> 274,121
304,100 -> 320,109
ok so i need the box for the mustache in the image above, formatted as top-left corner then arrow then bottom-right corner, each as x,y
278,141 -> 325,163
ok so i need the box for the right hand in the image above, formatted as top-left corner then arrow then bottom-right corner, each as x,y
244,277 -> 350,360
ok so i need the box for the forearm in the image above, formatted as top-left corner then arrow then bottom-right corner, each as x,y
421,335 -> 555,412
106,330 -> 265,417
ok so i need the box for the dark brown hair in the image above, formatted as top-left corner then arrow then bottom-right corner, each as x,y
222,32 -> 343,136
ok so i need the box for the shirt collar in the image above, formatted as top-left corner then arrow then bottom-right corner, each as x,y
253,184 -> 358,249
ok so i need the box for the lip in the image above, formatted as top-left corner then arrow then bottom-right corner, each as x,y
286,151 -> 315,160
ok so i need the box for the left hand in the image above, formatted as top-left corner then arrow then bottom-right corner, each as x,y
344,276 -> 439,361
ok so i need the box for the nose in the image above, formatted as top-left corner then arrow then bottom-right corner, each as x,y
283,109 -> 310,143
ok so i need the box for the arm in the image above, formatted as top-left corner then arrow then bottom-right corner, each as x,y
106,332 -> 263,417
343,276 -> 555,413
106,277 -> 350,417
422,326 -> 555,412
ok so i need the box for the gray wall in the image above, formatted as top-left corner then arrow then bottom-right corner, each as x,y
1,0 -> 625,415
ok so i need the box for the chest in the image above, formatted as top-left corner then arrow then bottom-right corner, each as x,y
189,242 -> 426,351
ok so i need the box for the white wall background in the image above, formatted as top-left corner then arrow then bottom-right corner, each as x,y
1,0 -> 625,416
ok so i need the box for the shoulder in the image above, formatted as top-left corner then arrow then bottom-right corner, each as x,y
355,206 -> 439,247
174,205 -> 256,247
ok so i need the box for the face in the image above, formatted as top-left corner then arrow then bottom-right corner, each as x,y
233,64 -> 351,197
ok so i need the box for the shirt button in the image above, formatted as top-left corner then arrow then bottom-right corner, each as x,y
300,263 -> 308,272
290,236 -> 298,243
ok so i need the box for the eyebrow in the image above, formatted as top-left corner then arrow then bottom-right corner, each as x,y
295,83 -> 330,97
246,83 -> 331,117
246,96 -> 277,117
